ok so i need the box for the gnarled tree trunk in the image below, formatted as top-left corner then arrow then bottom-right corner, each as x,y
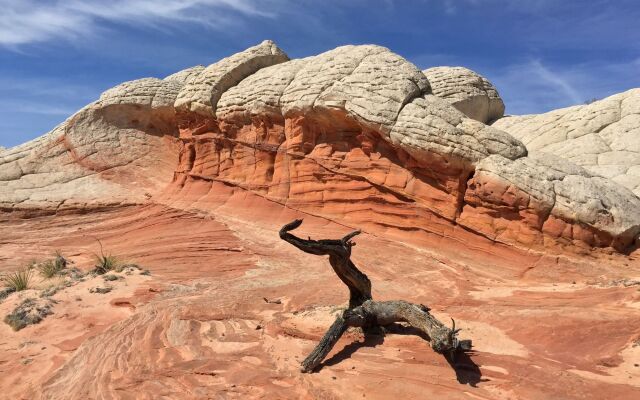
279,219 -> 471,373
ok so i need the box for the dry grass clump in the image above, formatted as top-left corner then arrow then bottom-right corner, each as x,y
37,260 -> 59,278
94,254 -> 119,275
2,268 -> 33,292
92,238 -> 119,275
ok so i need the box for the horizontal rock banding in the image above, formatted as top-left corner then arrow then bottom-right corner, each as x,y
1,41 -> 638,254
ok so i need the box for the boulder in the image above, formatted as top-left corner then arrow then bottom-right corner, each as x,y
423,66 -> 505,124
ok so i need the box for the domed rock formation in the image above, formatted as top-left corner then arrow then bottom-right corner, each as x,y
423,66 -> 505,124
493,89 -> 640,197
0,42 -> 638,254
0,79 -> 181,213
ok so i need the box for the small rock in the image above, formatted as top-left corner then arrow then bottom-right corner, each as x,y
103,274 -> 119,282
89,287 -> 112,294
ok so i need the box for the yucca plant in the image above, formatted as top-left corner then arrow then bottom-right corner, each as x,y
3,268 -> 33,291
92,238 -> 118,275
37,251 -> 68,278
94,254 -> 118,275
37,260 -> 58,279
54,250 -> 67,270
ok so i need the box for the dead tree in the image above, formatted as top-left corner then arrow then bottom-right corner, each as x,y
279,219 -> 471,373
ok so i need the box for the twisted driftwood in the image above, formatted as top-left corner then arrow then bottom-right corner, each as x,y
279,219 -> 471,372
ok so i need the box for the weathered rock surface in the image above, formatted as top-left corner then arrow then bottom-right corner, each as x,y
424,66 -> 505,124
493,89 -> 640,196
163,65 -> 205,84
174,40 -> 289,116
0,79 -> 181,213
99,77 -> 182,109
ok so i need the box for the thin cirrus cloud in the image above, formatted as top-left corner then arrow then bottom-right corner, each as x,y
492,57 -> 640,115
0,0 -> 278,46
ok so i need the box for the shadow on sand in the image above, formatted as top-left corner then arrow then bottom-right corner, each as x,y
315,323 -> 486,387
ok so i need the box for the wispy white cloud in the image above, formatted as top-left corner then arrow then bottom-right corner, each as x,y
489,58 -> 640,115
0,0 -> 280,47
527,59 -> 582,104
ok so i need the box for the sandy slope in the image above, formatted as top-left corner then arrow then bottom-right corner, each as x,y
1,188 -> 639,399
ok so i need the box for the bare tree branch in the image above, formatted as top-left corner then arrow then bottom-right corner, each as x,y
279,220 -> 472,373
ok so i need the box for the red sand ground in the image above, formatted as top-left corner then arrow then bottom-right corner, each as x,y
1,182 -> 639,399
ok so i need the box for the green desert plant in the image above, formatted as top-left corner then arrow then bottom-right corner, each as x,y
54,250 -> 67,269
37,251 -> 68,278
37,260 -> 59,279
92,238 -> 119,275
94,255 -> 118,274
2,268 -> 33,291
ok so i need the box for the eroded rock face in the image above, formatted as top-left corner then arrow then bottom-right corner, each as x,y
174,40 -> 289,117
493,89 -> 640,196
461,152 -> 640,250
0,78 -> 182,213
424,66 -> 505,124
0,41 -> 638,254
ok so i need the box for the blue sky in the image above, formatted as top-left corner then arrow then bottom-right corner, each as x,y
1,0 -> 639,148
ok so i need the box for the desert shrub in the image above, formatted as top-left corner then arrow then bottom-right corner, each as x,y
54,250 -> 67,269
4,298 -> 54,331
94,254 -> 119,275
91,238 -> 119,274
38,260 -> 59,279
36,251 -> 68,279
2,268 -> 33,291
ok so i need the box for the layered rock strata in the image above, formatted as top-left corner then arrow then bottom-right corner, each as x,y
1,41 -> 638,254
